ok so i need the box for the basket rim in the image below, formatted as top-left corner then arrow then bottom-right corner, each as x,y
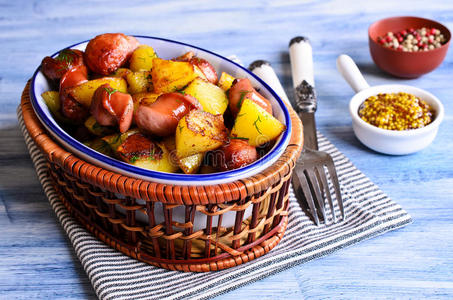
22,81 -> 303,205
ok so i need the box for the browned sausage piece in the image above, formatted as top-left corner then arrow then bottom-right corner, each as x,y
228,78 -> 273,116
41,49 -> 84,81
84,33 -> 139,75
189,57 -> 218,84
173,51 -> 195,62
212,139 -> 258,171
173,52 -> 218,84
90,84 -> 134,133
59,65 -> 89,122
116,133 -> 163,163
134,92 -> 202,137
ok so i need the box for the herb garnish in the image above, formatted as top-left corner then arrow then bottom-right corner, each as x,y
55,49 -> 74,65
148,147 -> 156,161
112,133 -> 122,144
236,90 -> 249,109
104,87 -> 118,96
130,155 -> 139,163
178,90 -> 186,95
253,116 -> 263,134
92,122 -> 102,130
230,136 -> 249,140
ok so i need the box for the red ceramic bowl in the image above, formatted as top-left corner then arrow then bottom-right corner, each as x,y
369,16 -> 451,78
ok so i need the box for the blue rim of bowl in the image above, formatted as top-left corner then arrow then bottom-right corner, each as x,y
30,35 -> 292,184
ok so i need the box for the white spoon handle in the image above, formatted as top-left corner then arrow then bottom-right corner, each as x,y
249,60 -> 290,106
336,54 -> 370,93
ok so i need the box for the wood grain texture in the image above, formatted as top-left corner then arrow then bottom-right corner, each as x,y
1,0 -> 452,299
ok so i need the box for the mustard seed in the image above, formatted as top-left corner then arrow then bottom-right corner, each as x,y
358,92 -> 434,130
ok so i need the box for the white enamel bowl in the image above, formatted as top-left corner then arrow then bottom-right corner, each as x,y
337,54 -> 444,155
30,36 -> 291,185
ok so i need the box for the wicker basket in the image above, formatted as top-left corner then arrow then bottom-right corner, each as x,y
21,81 -> 303,272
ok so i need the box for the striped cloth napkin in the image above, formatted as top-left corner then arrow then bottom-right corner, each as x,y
19,107 -> 411,300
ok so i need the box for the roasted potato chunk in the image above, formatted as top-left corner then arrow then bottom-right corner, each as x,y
231,98 -> 285,147
151,58 -> 197,93
111,68 -> 132,79
84,138 -> 113,156
129,45 -> 158,72
41,91 -> 72,124
102,128 -> 140,152
179,153 -> 204,174
67,77 -> 127,107
218,72 -> 235,91
126,71 -> 153,94
132,92 -> 161,112
41,91 -> 60,116
115,132 -> 178,173
183,78 -> 228,115
163,136 -> 203,174
84,116 -> 114,136
176,110 -> 228,159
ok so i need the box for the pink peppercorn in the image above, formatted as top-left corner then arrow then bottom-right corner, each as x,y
378,27 -> 446,52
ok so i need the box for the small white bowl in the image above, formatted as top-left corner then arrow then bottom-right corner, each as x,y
337,55 -> 444,155
349,84 -> 444,155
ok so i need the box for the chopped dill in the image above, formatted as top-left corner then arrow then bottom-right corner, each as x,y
55,49 -> 74,64
236,90 -> 249,109
253,116 -> 263,134
104,87 -> 118,96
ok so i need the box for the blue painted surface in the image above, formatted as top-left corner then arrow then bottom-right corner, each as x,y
1,0 -> 452,299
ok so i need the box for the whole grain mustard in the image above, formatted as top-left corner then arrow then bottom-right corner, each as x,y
358,92 -> 433,131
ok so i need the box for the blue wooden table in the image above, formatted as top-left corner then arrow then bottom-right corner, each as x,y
1,0 -> 453,298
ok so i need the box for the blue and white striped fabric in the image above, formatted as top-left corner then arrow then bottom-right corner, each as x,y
19,107 -> 411,300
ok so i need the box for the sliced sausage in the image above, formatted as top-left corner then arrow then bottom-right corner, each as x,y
211,139 -> 258,171
59,65 -> 89,122
84,33 -> 139,75
90,83 -> 134,133
173,52 -> 218,84
134,92 -> 202,137
189,57 -> 218,84
173,51 -> 195,62
228,78 -> 272,116
116,133 -> 163,163
41,49 -> 84,81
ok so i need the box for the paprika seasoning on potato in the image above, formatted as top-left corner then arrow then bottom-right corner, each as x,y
358,92 -> 434,131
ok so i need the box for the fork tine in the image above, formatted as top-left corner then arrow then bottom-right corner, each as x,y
305,168 -> 326,223
315,165 -> 336,223
326,160 -> 345,220
293,167 -> 320,225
